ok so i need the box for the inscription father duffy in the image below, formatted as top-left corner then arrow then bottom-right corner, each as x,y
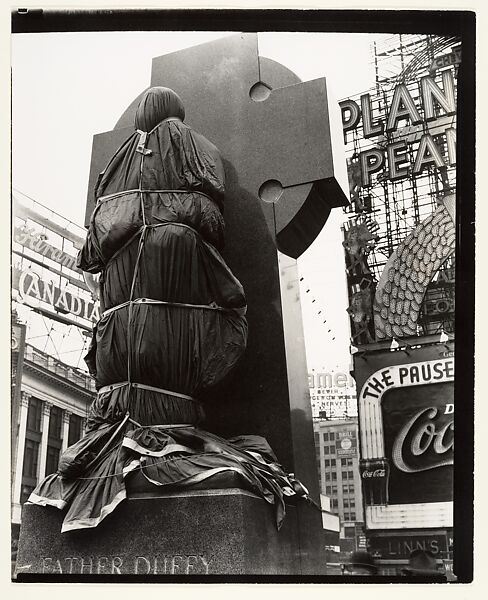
41,554 -> 213,575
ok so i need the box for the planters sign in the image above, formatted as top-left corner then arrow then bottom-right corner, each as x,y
354,341 -> 454,531
340,71 -> 456,187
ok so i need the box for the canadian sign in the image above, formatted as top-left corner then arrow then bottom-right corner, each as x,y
12,267 -> 99,324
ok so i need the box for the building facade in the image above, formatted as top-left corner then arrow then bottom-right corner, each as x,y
339,34 -> 459,577
11,318 -> 96,545
313,418 -> 364,552
11,193 -> 98,567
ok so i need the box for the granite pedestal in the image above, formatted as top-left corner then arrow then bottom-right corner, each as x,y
16,480 -> 324,578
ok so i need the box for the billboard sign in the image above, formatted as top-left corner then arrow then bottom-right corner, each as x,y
12,266 -> 99,326
309,371 -> 358,419
339,71 -> 457,188
383,381 -> 453,504
336,430 -> 357,456
14,225 -> 80,272
429,46 -> 461,72
353,341 -> 454,530
368,530 -> 453,560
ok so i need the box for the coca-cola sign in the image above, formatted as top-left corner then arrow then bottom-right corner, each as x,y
354,345 -> 455,527
392,404 -> 453,473
360,458 -> 390,505
383,382 -> 453,505
362,468 -> 386,478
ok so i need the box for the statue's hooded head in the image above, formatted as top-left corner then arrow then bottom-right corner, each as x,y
135,86 -> 186,132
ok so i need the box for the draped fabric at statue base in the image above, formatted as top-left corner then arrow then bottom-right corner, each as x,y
29,422 -> 309,533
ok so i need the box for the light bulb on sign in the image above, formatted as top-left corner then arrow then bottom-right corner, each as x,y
390,338 -> 399,351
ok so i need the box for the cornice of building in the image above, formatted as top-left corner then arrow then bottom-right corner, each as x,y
22,360 -> 96,402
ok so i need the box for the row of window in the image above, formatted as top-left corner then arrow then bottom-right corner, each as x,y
25,398 -> 83,443
324,470 -> 355,481
343,512 -> 357,521
327,504 -> 357,522
315,432 -> 357,444
321,458 -> 354,468
325,483 -> 356,496
20,397 -> 85,504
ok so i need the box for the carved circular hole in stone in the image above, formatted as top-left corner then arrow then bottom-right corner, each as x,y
259,179 -> 284,204
249,82 -> 272,102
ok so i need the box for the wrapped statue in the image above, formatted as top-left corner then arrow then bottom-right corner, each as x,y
28,87 -> 310,532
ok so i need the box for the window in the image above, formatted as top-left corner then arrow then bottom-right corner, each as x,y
22,439 -> 39,479
348,470 -> 354,480
341,470 -> 348,480
22,398 -> 43,497
26,398 -> 42,433
329,445 -> 336,456
324,446 -> 329,455
349,500 -> 356,508
45,446 -> 60,476
344,512 -> 350,521
48,406 -> 63,439
324,459 -> 330,467
330,432 -> 335,441
344,526 -> 356,538
342,484 -> 349,494
343,498 -> 349,508
330,459 -> 336,467
331,499 -> 338,508
68,415 -> 84,446
325,486 -> 332,495
314,433 -> 319,443
323,433 -> 329,442
331,472 -> 337,481
341,458 -> 347,466
348,484 -> 355,493
325,473 -> 330,481
20,484 -> 35,505
351,512 -> 356,521
331,485 -> 337,495
46,406 -> 63,478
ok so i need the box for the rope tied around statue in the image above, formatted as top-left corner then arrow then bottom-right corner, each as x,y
81,190 -> 249,428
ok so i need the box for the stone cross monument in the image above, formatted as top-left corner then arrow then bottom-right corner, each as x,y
17,33 -> 348,578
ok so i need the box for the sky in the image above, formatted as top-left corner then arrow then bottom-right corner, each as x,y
11,30 -> 388,375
